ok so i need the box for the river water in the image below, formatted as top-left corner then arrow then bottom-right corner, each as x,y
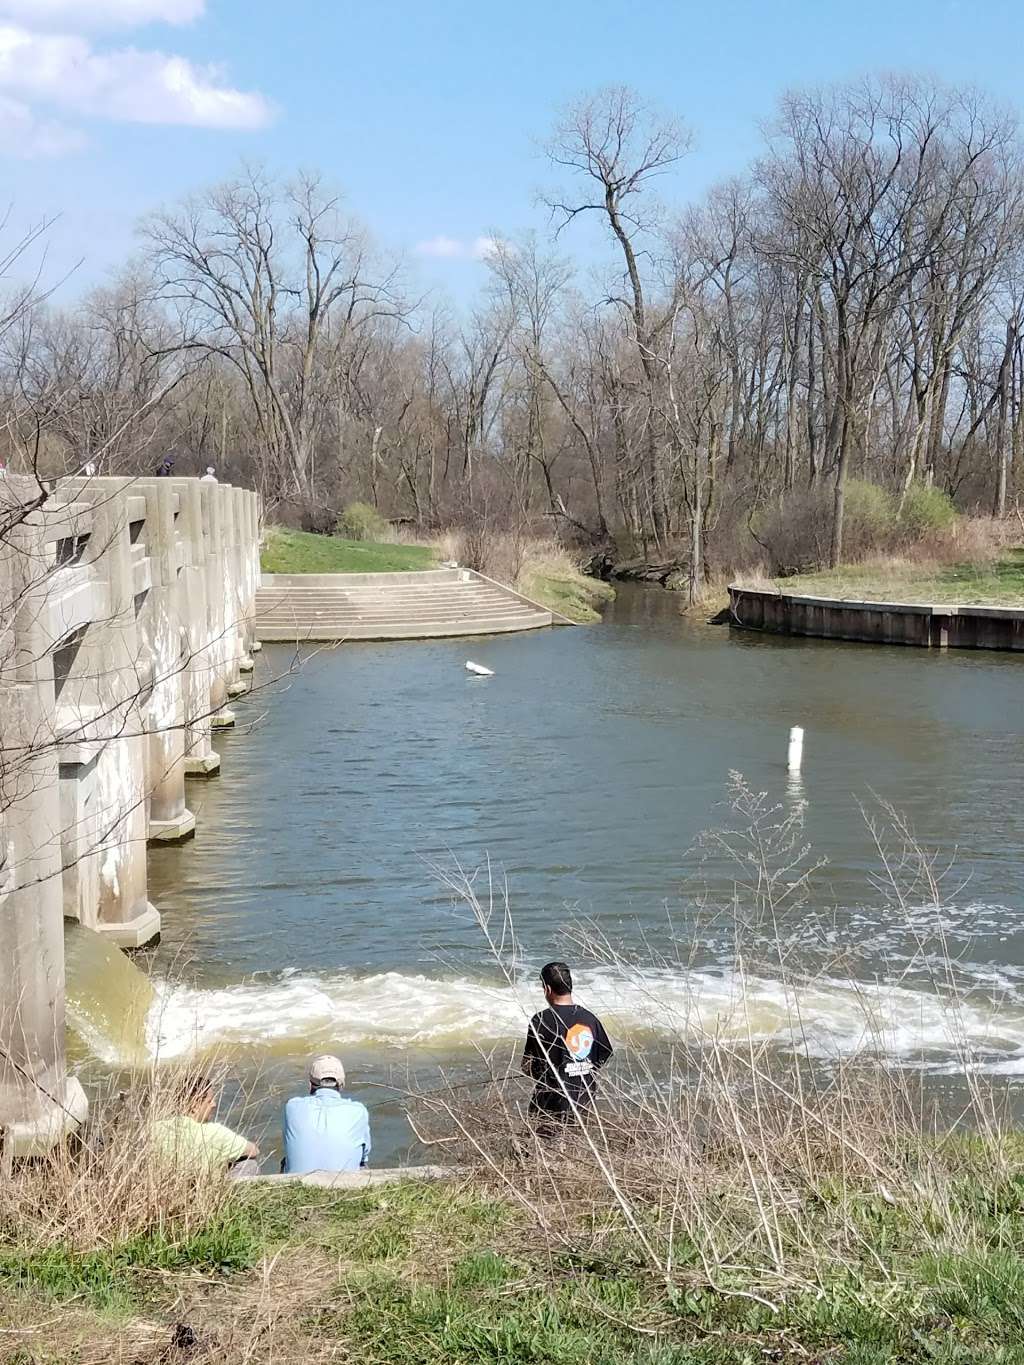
84,585 -> 1024,1161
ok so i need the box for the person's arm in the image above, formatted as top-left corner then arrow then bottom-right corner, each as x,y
591,1019 -> 614,1070
203,1121 -> 256,1168
521,1015 -> 541,1078
281,1098 -> 296,1173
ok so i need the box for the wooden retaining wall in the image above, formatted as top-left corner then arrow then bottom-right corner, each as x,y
727,585 -> 1024,652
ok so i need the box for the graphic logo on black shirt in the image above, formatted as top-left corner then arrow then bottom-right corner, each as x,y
564,1022 -> 595,1077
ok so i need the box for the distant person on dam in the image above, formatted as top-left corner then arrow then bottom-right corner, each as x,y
521,961 -> 613,1137
151,1074 -> 260,1178
282,1054 -> 372,1174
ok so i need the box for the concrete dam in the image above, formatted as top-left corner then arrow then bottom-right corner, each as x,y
0,473 -> 261,1156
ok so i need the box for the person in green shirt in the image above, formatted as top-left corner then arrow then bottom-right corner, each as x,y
152,1075 -> 259,1178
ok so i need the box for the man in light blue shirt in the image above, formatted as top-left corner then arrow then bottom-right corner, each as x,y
282,1054 -> 371,1174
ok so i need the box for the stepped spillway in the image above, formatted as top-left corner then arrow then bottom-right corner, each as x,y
254,568 -> 558,641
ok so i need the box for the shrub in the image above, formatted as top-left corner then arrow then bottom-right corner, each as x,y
750,487 -> 834,576
338,501 -> 389,542
898,483 -> 957,541
840,479 -> 896,557
298,503 -> 336,535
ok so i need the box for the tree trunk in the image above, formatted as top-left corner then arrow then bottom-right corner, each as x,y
830,417 -> 850,568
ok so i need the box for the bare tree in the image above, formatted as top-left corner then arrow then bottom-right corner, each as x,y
546,86 -> 692,547
142,167 -> 407,511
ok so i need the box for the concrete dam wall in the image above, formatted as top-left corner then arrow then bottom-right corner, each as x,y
0,473 -> 261,1155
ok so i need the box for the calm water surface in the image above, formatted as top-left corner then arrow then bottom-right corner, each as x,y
132,586 -> 1024,1160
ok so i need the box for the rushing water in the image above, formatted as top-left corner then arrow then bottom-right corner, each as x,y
72,585 -> 1024,1162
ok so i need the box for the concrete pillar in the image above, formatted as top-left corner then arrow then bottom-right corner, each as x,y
234,489 -> 256,671
138,481 -> 195,841
67,483 -> 159,948
58,739 -> 101,925
199,483 -> 237,727
173,481 -> 220,775
222,487 -> 247,699
0,483 -> 88,1154
245,490 -> 263,653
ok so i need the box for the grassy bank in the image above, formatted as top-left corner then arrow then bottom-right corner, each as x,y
520,558 -> 616,623
7,1144 -> 1024,1363
768,548 -> 1024,607
261,526 -> 436,575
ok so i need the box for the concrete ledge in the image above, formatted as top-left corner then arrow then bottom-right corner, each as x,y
239,655 -> 255,673
8,1076 -> 88,1159
262,569 -> 459,588
93,902 -> 161,949
256,615 -> 551,642
250,640 -> 263,652
226,681 -> 248,697
185,752 -> 221,776
147,810 -> 197,844
249,1165 -> 457,1188
728,584 -> 1024,652
211,707 -> 237,728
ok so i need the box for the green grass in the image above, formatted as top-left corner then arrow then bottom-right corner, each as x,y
13,1164 -> 1024,1361
521,564 -> 616,623
261,525 -> 437,574
776,550 -> 1024,607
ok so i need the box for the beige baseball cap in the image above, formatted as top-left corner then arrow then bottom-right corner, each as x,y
309,1054 -> 346,1087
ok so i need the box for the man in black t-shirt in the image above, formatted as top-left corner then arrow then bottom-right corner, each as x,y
521,961 -> 613,1133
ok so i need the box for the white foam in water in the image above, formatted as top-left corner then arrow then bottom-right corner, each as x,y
144,966 -> 1024,1069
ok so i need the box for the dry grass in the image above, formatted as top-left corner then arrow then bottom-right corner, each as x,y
431,528 -> 615,621
731,519 -> 1024,606
0,1067 -> 247,1257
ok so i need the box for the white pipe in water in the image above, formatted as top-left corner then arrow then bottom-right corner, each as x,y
787,725 -> 804,773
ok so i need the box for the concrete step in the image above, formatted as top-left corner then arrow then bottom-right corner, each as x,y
258,614 -> 550,641
255,586 -> 516,603
254,569 -> 557,642
257,595 -> 518,607
255,603 -> 533,621
256,608 -> 547,625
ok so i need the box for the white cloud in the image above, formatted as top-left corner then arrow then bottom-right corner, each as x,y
414,235 -> 465,259
471,235 -> 502,260
415,234 -> 505,262
0,24 -> 272,130
0,0 -> 205,29
0,93 -> 85,156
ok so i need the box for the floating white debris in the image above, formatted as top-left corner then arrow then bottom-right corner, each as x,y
788,725 -> 804,772
465,661 -> 494,677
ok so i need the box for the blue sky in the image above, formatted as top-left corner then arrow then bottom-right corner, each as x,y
2,0 -> 1021,305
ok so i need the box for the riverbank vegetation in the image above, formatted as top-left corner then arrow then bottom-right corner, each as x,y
731,499 -> 1024,607
4,76 -> 1024,610
769,547 -> 1024,607
7,1133 -> 1024,1364
432,528 -> 617,622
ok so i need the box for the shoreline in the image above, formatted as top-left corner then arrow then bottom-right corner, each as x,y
728,583 -> 1024,651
